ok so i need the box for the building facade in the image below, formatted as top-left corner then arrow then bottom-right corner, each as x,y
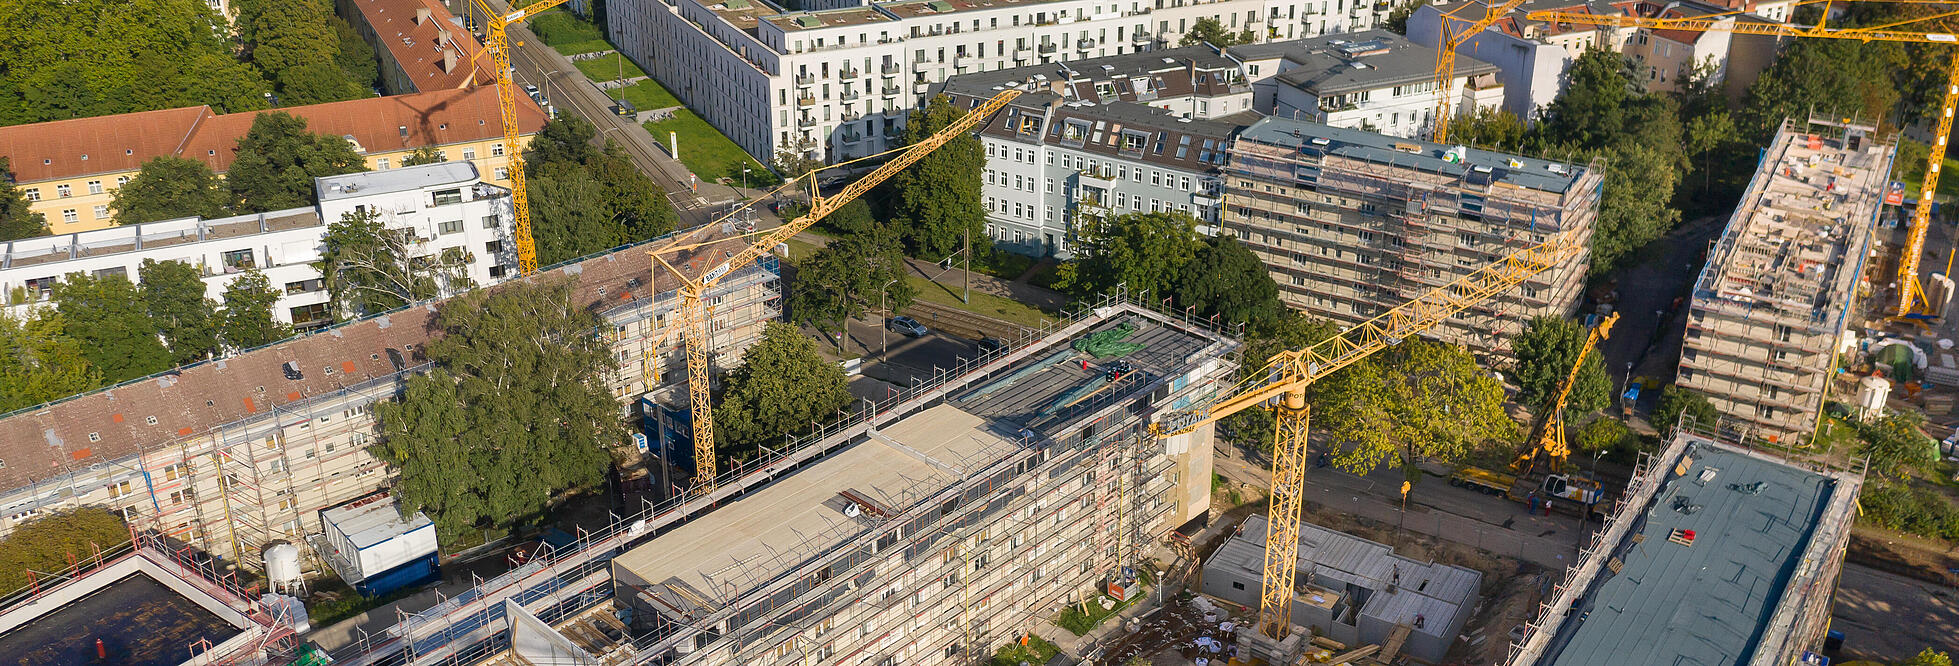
607,0 -> 1407,165
939,48 -> 1246,257
1220,116 -> 1600,355
0,163 -> 516,331
1233,29 -> 1502,138
1676,118 -> 1891,444
0,87 -> 544,236
0,225 -> 782,573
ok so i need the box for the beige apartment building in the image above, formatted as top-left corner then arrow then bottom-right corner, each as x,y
0,87 -> 544,236
1677,117 -> 1893,444
1220,116 -> 1601,356
0,226 -> 782,572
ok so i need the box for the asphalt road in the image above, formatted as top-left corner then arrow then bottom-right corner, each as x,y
1591,214 -> 1727,418
1830,562 -> 1959,661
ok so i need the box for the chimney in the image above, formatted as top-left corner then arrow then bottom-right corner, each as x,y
415,7 -> 432,24
437,28 -> 451,47
441,47 -> 459,73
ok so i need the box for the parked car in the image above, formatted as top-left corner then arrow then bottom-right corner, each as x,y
976,337 -> 1006,353
888,316 -> 928,337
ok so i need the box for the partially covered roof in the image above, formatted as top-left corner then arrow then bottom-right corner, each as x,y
1237,115 -> 1588,195
1244,30 -> 1498,96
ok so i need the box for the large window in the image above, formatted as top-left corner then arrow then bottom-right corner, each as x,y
432,188 -> 464,206
290,303 -> 331,328
222,248 -> 255,270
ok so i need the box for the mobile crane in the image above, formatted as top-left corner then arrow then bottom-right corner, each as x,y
1448,313 -> 1618,518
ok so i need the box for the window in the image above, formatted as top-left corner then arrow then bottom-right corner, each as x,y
494,167 -> 509,180
22,188 -> 37,202
432,188 -> 464,206
107,480 -> 132,498
462,148 -> 477,160
57,184 -> 71,198
222,249 -> 255,270
117,176 -> 129,186
87,180 -> 103,195
92,205 -> 108,219
438,219 -> 464,235
491,143 -> 506,157
377,158 -> 390,169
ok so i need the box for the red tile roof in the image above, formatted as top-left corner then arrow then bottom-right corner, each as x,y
0,88 -> 546,184
343,0 -> 495,92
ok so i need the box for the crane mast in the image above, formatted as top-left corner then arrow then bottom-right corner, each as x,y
652,90 -> 1023,494
1152,230 -> 1581,640
1430,0 -> 1530,143
471,0 -> 571,276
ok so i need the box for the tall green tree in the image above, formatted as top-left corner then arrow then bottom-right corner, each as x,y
0,508 -> 128,592
1446,107 -> 1530,152
139,259 -> 220,365
1054,211 -> 1203,300
1540,48 -> 1638,149
1314,339 -> 1518,477
1179,17 -> 1254,47
112,157 -> 231,225
1173,235 -> 1282,330
713,323 -> 852,462
377,279 -> 623,535
1222,311 -> 1340,452
1857,410 -> 1936,481
586,153 -> 677,239
0,310 -> 99,412
332,16 -> 381,91
1385,0 -> 1431,35
320,209 -> 474,319
238,0 -> 366,105
1654,385 -> 1719,432
1903,648 -> 1954,666
790,231 -> 914,335
1511,316 -> 1612,414
1573,417 -> 1631,456
889,95 -> 986,257
0,158 -> 49,240
0,0 -> 270,127
402,146 -> 447,167
51,272 -> 171,384
219,269 -> 292,350
530,168 -> 632,266
1739,38 -> 1907,141
527,116 -> 677,248
225,112 -> 369,213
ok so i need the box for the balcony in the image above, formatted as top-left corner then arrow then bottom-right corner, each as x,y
883,84 -> 903,96
1076,38 -> 1095,51
841,88 -> 861,101
797,94 -> 816,106
842,110 -> 862,121
1038,43 -> 1059,54
1131,31 -> 1152,44
795,73 -> 815,85
1077,168 -> 1117,189
798,116 -> 818,128
841,66 -> 860,78
954,53 -> 971,68
882,62 -> 901,75
841,131 -> 865,144
1373,0 -> 1390,9
913,80 -> 932,94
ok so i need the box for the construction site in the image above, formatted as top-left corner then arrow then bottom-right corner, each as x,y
1676,116 -> 1895,446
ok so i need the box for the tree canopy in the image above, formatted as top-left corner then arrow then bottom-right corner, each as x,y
1856,410 -> 1936,481
1654,385 -> 1719,432
226,112 -> 369,213
402,146 -> 447,167
139,259 -> 221,365
219,269 -> 292,350
1173,235 -> 1284,330
1314,339 -> 1518,477
376,278 -> 623,535
113,157 -> 231,225
1053,211 -> 1203,300
0,0 -> 270,127
0,310 -> 98,413
51,271 -> 172,384
789,231 -> 914,334
1511,316 -> 1613,414
712,322 -> 853,462
0,508 -> 128,593
320,209 -> 473,320
525,116 -> 677,265
889,95 -> 987,258
234,0 -> 375,105
1179,17 -> 1253,48
0,159 -> 49,241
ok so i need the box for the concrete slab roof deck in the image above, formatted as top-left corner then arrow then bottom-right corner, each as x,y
317,161 -> 481,201
1238,115 -> 1588,195
764,6 -> 893,31
951,317 -> 1213,430
879,0 -> 1072,20
1239,30 -> 1500,96
703,0 -> 786,31
1538,444 -> 1838,665
612,404 -> 1018,603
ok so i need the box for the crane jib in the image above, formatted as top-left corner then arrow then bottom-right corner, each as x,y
702,263 -> 732,284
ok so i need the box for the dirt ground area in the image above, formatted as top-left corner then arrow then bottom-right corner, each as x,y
1122,489 -> 1547,665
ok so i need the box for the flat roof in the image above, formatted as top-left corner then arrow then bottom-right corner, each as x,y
879,0 -> 1071,20
1238,115 -> 1588,195
1537,443 -> 1841,664
764,6 -> 893,31
613,404 -> 1018,602
323,496 -> 436,550
953,316 -> 1213,431
701,0 -> 784,32
317,161 -> 480,201
0,572 -> 242,666
1235,30 -> 1499,96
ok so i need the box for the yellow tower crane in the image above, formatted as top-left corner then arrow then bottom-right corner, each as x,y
1512,312 -> 1618,474
1149,231 -> 1582,641
1522,3 -> 1959,318
651,89 -> 1022,493
470,0 -> 574,276
1430,0 -> 1532,143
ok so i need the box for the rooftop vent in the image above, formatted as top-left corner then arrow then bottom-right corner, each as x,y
1309,137 -> 1331,146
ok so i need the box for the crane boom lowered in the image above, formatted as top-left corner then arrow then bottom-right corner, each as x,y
1150,230 -> 1579,642
652,89 -> 1022,493
1522,5 -> 1959,317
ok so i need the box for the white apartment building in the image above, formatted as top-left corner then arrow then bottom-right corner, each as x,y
1406,0 -> 1787,121
0,163 -> 514,331
1233,29 -> 1503,138
609,0 -> 1405,166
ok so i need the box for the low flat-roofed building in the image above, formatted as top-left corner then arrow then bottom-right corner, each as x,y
1202,514 -> 1482,663
1506,420 -> 1863,665
1229,29 -> 1502,138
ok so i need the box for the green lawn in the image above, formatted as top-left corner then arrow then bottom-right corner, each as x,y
576,52 -> 647,84
903,275 -> 1054,328
1896,138 -> 1959,201
784,238 -> 823,262
527,10 -> 611,56
643,110 -> 777,185
614,80 -> 681,111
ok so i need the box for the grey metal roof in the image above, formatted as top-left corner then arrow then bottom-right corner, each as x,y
1237,115 -> 1588,195
1539,444 -> 1841,665
316,161 -> 480,201
939,44 -> 1238,103
1221,514 -> 1481,637
1251,30 -> 1499,96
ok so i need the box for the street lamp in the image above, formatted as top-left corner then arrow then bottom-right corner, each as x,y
879,277 -> 900,360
